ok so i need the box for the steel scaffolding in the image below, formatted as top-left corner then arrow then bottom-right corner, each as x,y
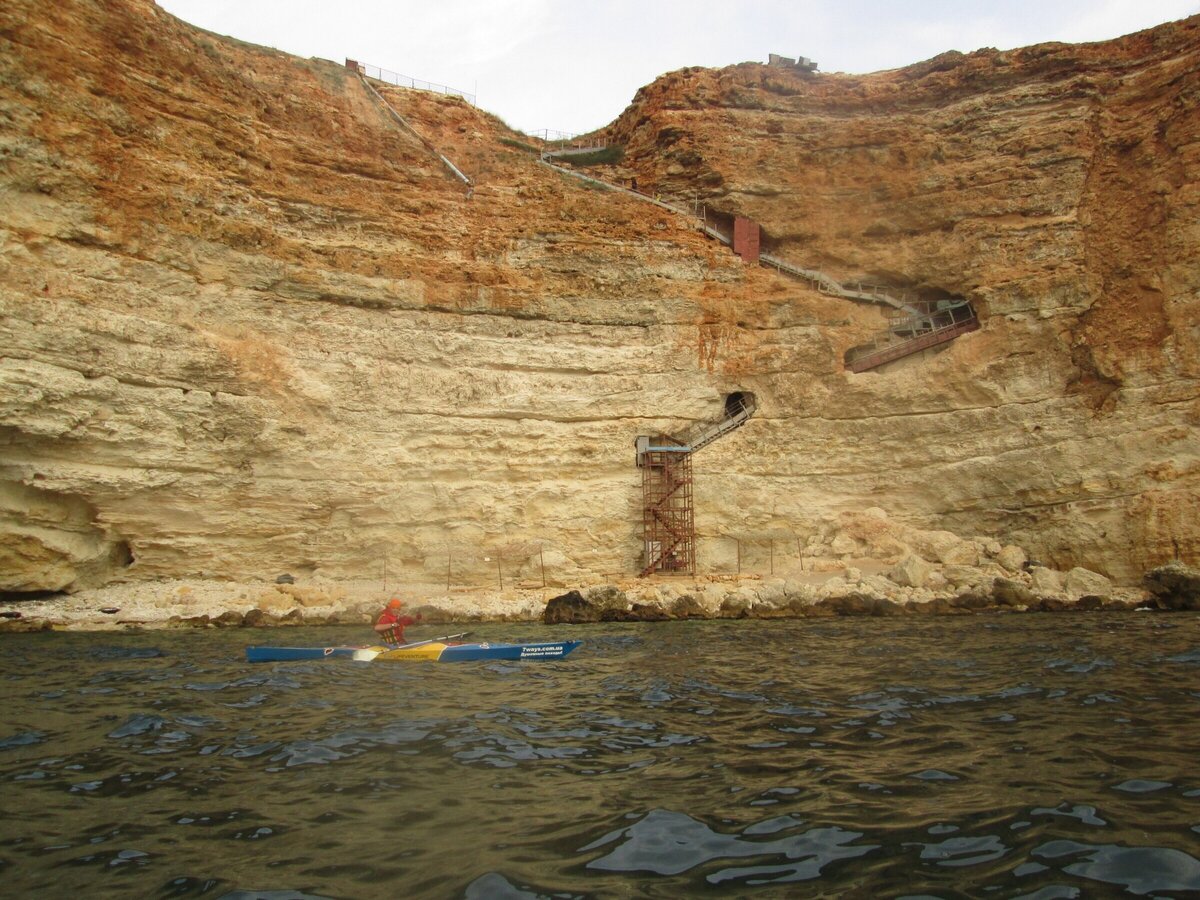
639,444 -> 695,576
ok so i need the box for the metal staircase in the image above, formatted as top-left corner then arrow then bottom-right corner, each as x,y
635,394 -> 756,576
845,299 -> 980,372
669,393 -> 758,454
637,445 -> 695,576
759,255 -> 981,370
759,252 -> 921,314
756,255 -> 983,366
534,150 -> 979,369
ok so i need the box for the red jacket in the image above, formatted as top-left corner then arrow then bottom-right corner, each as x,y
376,610 -> 417,645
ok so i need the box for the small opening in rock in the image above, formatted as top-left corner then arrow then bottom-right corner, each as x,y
0,589 -> 66,602
725,391 -> 754,417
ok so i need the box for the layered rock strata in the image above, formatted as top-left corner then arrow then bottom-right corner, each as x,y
601,21 -> 1200,577
0,0 -> 1196,610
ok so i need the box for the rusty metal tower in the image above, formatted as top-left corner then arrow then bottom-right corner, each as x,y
635,393 -> 756,576
637,439 -> 696,576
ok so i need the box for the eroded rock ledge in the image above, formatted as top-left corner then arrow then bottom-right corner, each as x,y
1,556 -> 1194,635
1,504 -> 1195,633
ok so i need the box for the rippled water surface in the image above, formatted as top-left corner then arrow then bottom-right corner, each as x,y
1,615 -> 1199,898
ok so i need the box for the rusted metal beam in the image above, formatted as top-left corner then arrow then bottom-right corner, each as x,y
847,317 -> 980,373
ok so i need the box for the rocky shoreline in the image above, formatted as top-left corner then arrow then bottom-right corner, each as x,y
543,560 -> 1200,625
3,512 -> 1196,634
1,559 -> 1195,635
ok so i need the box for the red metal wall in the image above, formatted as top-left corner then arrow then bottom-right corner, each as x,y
733,216 -> 760,263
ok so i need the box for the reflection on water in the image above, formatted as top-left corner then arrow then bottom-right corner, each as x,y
0,615 -> 1197,897
584,808 -> 877,884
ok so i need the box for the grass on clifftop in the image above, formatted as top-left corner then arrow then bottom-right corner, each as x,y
560,146 -> 625,167
499,137 -> 542,154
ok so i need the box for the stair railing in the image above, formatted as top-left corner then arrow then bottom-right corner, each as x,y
536,161 -> 944,320
358,74 -> 473,188
668,395 -> 758,453
845,300 -> 979,371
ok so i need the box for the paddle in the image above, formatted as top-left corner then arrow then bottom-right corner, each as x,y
351,632 -> 472,662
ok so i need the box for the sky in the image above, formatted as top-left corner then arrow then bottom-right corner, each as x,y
156,0 -> 1198,135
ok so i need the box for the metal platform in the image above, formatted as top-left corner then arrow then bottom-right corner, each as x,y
846,301 -> 980,373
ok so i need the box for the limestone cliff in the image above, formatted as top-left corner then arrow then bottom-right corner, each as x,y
0,0 -> 1195,594
598,20 -> 1200,576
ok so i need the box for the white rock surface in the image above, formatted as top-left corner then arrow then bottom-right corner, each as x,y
1064,567 -> 1113,599
1030,566 -> 1065,594
890,554 -> 933,588
997,545 -> 1028,573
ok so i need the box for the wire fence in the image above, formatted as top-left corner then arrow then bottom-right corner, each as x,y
528,128 -> 578,143
709,535 -> 816,577
374,533 -> 821,595
355,61 -> 475,105
380,540 -> 568,594
528,129 -> 608,152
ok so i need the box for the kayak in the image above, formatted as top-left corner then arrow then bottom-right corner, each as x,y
246,639 -> 581,664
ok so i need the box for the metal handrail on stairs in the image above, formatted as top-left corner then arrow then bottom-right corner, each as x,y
668,395 -> 758,454
635,397 -> 757,578
535,165 -> 916,312
358,74 -> 473,189
846,299 -> 979,372
536,158 -> 928,317
539,141 -> 610,160
759,252 -> 920,314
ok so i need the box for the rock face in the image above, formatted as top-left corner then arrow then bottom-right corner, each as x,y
543,591 -> 599,625
1143,562 -> 1200,610
603,22 -> 1200,578
1064,567 -> 1113,600
0,0 -> 1196,595
0,481 -> 132,591
890,554 -> 932,588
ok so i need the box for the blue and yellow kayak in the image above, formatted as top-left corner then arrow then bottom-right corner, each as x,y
246,639 -> 581,664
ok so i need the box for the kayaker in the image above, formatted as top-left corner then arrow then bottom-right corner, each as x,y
374,598 -> 421,646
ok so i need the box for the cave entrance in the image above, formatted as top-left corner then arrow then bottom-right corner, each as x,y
725,391 -> 754,418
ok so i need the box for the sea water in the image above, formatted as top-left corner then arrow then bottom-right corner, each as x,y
0,614 -> 1198,897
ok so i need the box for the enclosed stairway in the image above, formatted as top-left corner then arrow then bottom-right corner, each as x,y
635,393 -> 756,576
844,299 -> 980,372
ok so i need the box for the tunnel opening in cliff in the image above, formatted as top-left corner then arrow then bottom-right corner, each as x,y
915,285 -> 961,305
725,392 -> 754,418
702,207 -> 737,242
